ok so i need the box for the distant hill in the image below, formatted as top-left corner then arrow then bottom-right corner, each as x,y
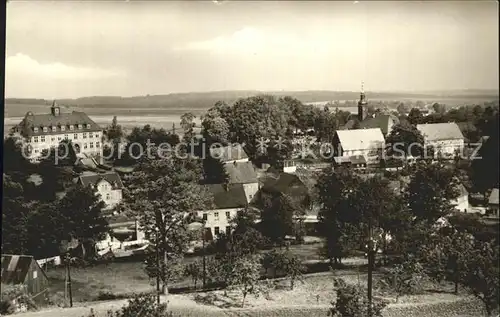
5,89 -> 499,109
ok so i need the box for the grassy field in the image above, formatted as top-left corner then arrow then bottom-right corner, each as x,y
18,272 -> 486,317
44,243 -> 328,303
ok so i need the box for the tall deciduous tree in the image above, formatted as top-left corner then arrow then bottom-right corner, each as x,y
385,122 -> 427,160
228,255 -> 262,308
405,161 -> 460,225
317,167 -> 363,264
124,153 -> 210,294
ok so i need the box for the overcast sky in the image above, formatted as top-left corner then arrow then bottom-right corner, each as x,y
5,1 -> 499,99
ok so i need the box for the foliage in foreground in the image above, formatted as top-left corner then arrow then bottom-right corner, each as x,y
0,284 -> 37,315
329,278 -> 388,317
82,294 -> 178,317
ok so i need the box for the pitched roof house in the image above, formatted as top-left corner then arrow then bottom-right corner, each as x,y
198,183 -> 250,238
416,123 -> 464,142
416,123 -> 465,157
224,161 -> 258,184
333,128 -> 385,161
1,255 -> 50,304
78,171 -> 124,210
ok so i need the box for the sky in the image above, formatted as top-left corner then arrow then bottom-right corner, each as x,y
5,1 -> 499,99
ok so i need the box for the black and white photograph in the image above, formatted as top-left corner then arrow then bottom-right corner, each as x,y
1,1 -> 499,316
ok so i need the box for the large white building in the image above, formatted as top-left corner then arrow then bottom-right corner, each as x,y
416,123 -> 465,157
332,128 -> 385,163
14,101 -> 103,161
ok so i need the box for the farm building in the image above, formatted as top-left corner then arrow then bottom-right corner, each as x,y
1,254 -> 50,305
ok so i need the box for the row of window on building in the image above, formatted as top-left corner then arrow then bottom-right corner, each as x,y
213,226 -> 231,236
31,132 -> 101,143
32,142 -> 101,154
202,211 -> 231,221
33,123 -> 92,133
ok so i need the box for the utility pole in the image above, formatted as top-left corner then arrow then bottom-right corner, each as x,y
367,217 -> 374,317
202,228 -> 206,289
155,231 -> 160,305
65,253 -> 73,308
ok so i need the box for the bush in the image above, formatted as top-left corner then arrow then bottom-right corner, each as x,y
329,278 -> 388,317
0,284 -> 37,315
82,294 -> 179,317
377,257 -> 426,302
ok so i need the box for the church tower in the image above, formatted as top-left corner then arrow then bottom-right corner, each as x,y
51,100 -> 61,116
358,82 -> 367,121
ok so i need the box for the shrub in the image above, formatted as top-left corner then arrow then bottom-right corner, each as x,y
377,256 -> 426,302
0,284 -> 37,315
82,294 -> 179,317
329,278 -> 388,317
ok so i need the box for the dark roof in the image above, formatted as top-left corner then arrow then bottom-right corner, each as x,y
1,255 -> 46,285
349,155 -> 367,165
204,184 -> 248,209
78,171 -> 124,189
489,188 -> 499,205
18,107 -> 101,137
209,144 -> 249,162
340,119 -> 357,130
224,161 -> 258,184
263,172 -> 313,197
359,114 -> 399,135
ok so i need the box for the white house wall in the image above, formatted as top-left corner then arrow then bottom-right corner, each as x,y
96,180 -> 123,210
197,208 -> 240,236
242,183 -> 259,203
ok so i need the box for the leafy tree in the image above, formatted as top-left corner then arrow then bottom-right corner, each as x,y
420,228 -> 475,294
471,114 -> 499,193
105,116 -> 124,141
82,294 -> 178,317
3,136 -> 31,174
180,112 -> 196,141
184,261 -> 202,289
317,167 -> 363,265
201,108 -> 230,145
260,193 -> 303,246
123,154 -> 210,294
397,102 -> 410,115
405,161 -> 460,225
461,240 -> 499,316
56,185 -> 109,259
378,256 -> 426,302
2,175 -> 31,255
385,122 -> 427,160
407,108 -> 424,125
228,255 -> 263,308
329,278 -> 388,317
202,156 -> 229,185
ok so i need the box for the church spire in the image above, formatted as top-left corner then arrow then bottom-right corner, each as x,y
358,82 -> 367,121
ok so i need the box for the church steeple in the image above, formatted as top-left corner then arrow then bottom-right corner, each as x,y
358,82 -> 367,121
51,100 -> 60,116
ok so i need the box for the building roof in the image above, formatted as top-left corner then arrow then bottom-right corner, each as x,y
209,144 -> 249,162
18,108 -> 101,137
416,123 -> 464,141
349,155 -> 367,165
204,184 -> 248,210
78,171 -> 124,189
359,114 -> 400,135
489,188 -> 499,205
1,255 -> 47,285
335,128 -> 385,151
224,161 -> 258,184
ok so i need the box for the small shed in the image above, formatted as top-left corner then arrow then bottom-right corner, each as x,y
1,254 -> 50,305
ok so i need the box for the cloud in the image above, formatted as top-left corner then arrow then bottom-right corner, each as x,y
5,53 -> 125,80
175,27 -> 341,56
